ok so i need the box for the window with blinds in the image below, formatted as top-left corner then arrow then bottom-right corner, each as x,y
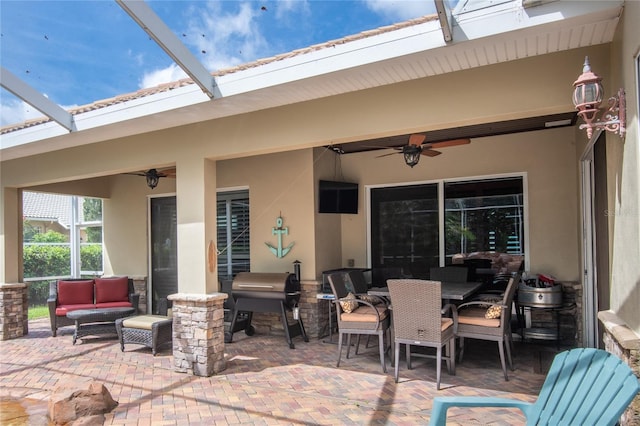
217,190 -> 250,280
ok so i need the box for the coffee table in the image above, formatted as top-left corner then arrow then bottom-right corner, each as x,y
66,307 -> 136,344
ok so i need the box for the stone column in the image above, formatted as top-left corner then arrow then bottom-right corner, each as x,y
598,310 -> 640,426
168,293 -> 227,377
0,283 -> 29,340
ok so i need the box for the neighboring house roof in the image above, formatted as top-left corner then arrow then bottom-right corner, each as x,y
22,192 -> 74,229
0,0 -> 624,161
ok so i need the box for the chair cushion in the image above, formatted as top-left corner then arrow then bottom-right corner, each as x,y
96,301 -> 133,309
56,304 -> 97,316
95,277 -> 129,303
341,305 -> 388,322
485,305 -> 502,319
458,307 -> 501,327
57,280 -> 94,305
441,317 -> 454,331
339,293 -> 359,313
122,315 -> 171,330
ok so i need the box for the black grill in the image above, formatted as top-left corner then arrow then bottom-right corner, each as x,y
227,272 -> 308,349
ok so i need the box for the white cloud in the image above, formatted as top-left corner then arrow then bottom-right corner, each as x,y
139,63 -> 189,89
364,0 -> 435,22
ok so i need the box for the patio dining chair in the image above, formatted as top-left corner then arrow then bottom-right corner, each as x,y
456,272 -> 521,380
327,272 -> 391,373
387,279 -> 458,390
430,266 -> 468,283
429,347 -> 640,425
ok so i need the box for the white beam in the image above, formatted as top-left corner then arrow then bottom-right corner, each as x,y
0,67 -> 75,132
434,0 -> 453,42
116,0 -> 219,99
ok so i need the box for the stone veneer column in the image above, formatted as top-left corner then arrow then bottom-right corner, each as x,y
168,293 -> 227,377
598,310 -> 640,426
0,283 -> 28,340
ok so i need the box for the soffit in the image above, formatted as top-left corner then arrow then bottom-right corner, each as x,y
0,0 -> 623,161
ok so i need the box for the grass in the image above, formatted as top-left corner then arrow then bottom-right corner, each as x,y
28,305 -> 48,320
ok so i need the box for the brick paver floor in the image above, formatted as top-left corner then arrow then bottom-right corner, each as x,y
0,318 -> 561,425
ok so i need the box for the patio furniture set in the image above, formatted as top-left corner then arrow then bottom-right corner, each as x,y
48,277 -> 172,355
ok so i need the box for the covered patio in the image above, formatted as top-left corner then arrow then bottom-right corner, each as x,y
1,318 -> 555,425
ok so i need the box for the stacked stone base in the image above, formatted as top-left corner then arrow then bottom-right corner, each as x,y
0,283 -> 28,340
598,310 -> 640,426
169,293 -> 227,377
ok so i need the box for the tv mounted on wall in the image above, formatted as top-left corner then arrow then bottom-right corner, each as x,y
318,180 -> 359,214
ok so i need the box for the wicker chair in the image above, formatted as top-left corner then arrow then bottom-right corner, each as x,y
456,273 -> 522,380
328,272 -> 391,373
387,279 -> 458,390
115,299 -> 172,356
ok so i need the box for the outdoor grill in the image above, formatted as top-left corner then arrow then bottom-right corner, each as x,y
228,272 -> 308,349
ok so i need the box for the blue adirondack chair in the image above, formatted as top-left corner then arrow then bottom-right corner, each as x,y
429,348 -> 640,426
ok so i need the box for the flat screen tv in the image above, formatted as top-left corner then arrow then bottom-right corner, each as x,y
319,180 -> 359,214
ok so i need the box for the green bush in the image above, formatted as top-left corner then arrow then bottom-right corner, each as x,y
81,244 -> 103,272
23,245 -> 71,278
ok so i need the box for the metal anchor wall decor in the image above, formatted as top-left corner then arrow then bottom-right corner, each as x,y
265,215 -> 295,258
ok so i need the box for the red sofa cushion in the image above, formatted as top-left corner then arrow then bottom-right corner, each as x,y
57,280 -> 94,306
95,277 -> 130,304
95,301 -> 133,309
56,304 -> 96,316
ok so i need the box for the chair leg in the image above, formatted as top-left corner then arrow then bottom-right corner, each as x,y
378,331 -> 387,373
436,346 -> 442,390
355,334 -> 362,355
447,338 -> 456,375
458,337 -> 465,363
505,334 -> 514,371
346,334 -> 353,359
337,332 -> 344,367
498,340 -> 509,381
406,344 -> 412,370
394,341 -> 400,383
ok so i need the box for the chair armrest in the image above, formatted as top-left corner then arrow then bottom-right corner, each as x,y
457,301 -> 507,310
129,293 -> 140,312
441,303 -> 458,332
428,397 -> 533,426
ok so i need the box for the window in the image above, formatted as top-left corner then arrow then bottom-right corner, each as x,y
370,176 -> 524,281
217,190 -> 250,280
444,177 -> 524,261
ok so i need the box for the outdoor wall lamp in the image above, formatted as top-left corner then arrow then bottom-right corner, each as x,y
572,56 -> 626,139
403,144 -> 422,167
145,169 -> 160,189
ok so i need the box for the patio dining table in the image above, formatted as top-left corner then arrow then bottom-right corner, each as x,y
368,281 -> 483,303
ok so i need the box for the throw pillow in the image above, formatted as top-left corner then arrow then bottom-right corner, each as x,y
485,305 -> 502,319
57,280 -> 94,305
339,292 -> 359,313
358,294 -> 381,305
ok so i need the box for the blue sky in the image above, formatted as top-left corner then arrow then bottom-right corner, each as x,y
0,0 -> 439,127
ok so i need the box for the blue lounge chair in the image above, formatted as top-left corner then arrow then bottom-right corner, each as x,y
429,347 -> 640,425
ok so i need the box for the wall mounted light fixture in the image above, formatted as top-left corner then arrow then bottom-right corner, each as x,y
572,56 -> 626,139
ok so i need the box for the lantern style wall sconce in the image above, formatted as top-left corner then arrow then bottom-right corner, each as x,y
572,56 -> 626,139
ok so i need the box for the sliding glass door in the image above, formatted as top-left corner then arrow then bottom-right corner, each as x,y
370,176 -> 525,284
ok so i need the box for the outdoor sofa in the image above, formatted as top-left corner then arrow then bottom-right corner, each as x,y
47,277 -> 139,336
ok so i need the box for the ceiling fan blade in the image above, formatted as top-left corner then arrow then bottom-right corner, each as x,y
408,134 -> 426,146
421,149 -> 441,157
428,138 -> 470,149
159,167 -> 176,178
376,152 -> 400,158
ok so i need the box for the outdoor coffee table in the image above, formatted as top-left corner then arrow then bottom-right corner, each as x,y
66,307 -> 136,344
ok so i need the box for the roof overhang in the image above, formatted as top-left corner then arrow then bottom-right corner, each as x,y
0,0 -> 623,161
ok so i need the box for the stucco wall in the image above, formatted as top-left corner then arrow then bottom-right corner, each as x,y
607,0 -> 640,334
340,126 -> 580,281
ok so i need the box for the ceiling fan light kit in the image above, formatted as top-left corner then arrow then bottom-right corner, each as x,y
403,145 -> 422,167
145,169 -> 160,189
